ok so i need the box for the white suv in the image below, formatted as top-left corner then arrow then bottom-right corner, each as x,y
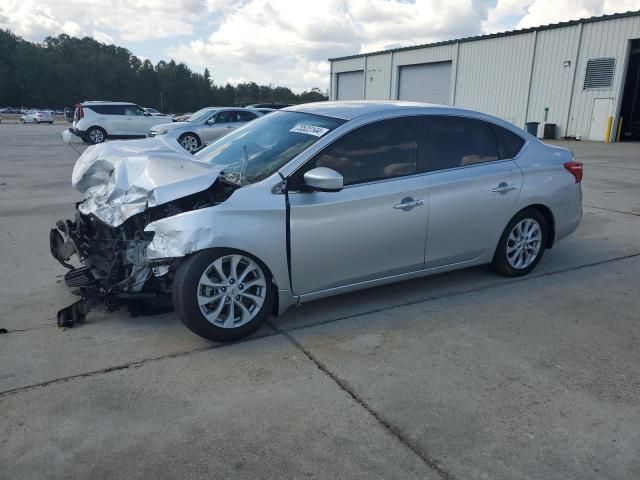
70,101 -> 169,144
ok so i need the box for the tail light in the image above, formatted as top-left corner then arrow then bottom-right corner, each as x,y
74,103 -> 84,121
564,161 -> 583,183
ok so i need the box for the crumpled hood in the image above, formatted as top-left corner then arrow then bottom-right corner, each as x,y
72,137 -> 223,227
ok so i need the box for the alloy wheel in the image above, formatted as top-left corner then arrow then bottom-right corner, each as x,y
506,218 -> 542,269
89,129 -> 104,143
180,135 -> 199,152
196,254 -> 267,329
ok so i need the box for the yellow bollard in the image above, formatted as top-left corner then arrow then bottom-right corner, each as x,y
605,116 -> 613,143
617,117 -> 624,142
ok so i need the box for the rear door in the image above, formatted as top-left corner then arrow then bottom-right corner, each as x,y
288,116 -> 429,295
421,115 -> 524,268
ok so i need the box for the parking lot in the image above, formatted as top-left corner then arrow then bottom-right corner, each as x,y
1,123 -> 639,479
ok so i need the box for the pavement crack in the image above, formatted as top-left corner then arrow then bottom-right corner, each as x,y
269,321 -> 455,480
3,252 -> 639,399
585,204 -> 640,217
0,330 -> 278,398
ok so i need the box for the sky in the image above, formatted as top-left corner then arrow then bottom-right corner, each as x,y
1,0 -> 639,92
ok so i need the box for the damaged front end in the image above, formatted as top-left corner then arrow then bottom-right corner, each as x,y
50,138 -> 235,327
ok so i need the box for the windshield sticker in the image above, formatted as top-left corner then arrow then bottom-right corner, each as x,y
289,123 -> 330,137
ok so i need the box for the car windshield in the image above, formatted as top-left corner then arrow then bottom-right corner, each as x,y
188,108 -> 215,123
194,111 -> 345,186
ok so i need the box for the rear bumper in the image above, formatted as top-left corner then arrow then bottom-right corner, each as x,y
554,183 -> 583,243
69,127 -> 87,138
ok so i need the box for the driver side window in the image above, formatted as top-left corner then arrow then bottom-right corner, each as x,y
294,117 -> 419,188
215,111 -> 236,123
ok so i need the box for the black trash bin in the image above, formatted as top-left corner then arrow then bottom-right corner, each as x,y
543,123 -> 556,139
525,122 -> 540,137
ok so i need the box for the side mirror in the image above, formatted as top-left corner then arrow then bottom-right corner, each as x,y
206,117 -> 215,125
303,167 -> 343,192
143,111 -> 151,116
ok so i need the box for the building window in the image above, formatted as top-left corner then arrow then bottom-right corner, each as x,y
583,58 -> 616,89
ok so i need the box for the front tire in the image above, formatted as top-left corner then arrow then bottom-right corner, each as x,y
178,133 -> 201,153
172,249 -> 274,342
492,208 -> 548,277
85,126 -> 106,144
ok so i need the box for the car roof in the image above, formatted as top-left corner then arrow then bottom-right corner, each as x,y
284,101 -> 476,121
81,101 -> 137,105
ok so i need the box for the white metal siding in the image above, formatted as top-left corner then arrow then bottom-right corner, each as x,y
329,13 -> 640,141
567,15 -> 640,139
398,62 -> 452,104
336,71 -> 364,100
527,24 -> 581,138
455,33 -> 536,128
364,53 -> 393,100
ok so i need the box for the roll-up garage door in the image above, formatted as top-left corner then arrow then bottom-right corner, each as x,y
337,71 -> 364,100
398,62 -> 452,104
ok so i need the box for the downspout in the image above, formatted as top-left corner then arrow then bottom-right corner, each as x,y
329,60 -> 334,101
523,31 -> 538,129
363,55 -> 368,100
565,22 -> 584,138
388,51 -> 394,100
452,41 -> 460,105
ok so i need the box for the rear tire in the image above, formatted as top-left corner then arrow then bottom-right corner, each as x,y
173,249 -> 274,342
85,126 -> 106,144
491,208 -> 548,277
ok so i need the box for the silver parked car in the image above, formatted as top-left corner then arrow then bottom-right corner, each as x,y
148,107 -> 263,152
51,101 -> 582,342
21,110 -> 54,124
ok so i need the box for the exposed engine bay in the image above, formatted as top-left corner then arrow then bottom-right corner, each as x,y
50,138 -> 238,327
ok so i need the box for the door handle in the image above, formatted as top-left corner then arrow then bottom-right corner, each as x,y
393,198 -> 424,211
492,182 -> 517,194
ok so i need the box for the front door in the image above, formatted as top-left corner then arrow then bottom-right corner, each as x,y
288,117 -> 428,295
122,104 -> 150,135
203,111 -> 238,143
588,98 -> 613,141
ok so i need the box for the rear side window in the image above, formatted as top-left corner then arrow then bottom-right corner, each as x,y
237,111 -> 258,122
421,116 -> 499,172
86,105 -> 124,115
303,117 -> 419,187
493,126 -> 525,159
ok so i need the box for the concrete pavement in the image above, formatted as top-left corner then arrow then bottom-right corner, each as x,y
1,124 -> 639,479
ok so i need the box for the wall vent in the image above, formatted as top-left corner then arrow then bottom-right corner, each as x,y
583,58 -> 615,89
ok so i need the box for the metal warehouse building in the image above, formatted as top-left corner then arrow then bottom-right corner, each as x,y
329,11 -> 640,142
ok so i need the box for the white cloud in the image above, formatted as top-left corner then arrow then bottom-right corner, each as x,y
168,0 -> 496,90
0,0 -> 203,42
92,30 -> 115,45
1,0 -> 639,91
484,0 -> 640,32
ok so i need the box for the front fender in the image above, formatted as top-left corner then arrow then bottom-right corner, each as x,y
144,183 -> 290,296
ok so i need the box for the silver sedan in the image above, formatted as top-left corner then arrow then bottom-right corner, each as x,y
21,110 -> 54,124
52,102 -> 582,342
148,107 -> 263,152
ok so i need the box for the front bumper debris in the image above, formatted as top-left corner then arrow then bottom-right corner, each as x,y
50,210 -> 175,329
